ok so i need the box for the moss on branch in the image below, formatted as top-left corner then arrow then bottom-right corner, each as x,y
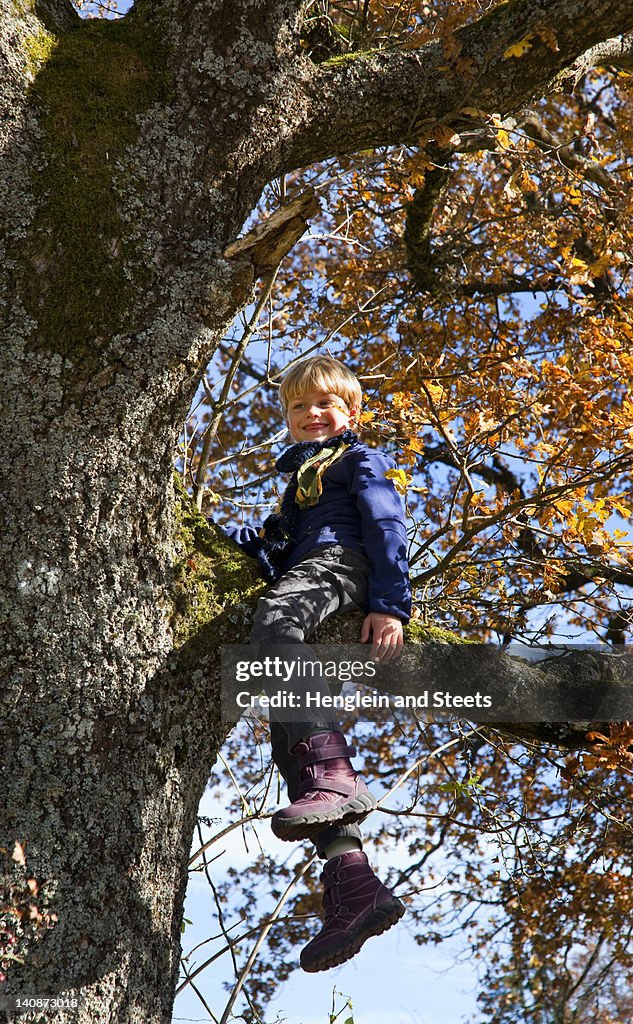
171,478 -> 264,650
320,47 -> 384,68
23,26 -> 56,73
18,11 -> 171,369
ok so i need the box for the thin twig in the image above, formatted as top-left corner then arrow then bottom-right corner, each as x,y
193,267 -> 281,510
188,813 -> 272,868
376,727 -> 480,808
217,856 -> 317,1024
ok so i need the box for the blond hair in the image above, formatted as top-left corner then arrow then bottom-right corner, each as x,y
279,356 -> 362,415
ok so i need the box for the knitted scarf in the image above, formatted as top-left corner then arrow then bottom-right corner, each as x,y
257,429 -> 359,583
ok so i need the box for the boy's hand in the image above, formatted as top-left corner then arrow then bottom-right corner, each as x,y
360,613 -> 404,663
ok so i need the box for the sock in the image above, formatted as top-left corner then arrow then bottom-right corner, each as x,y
323,837 -> 363,860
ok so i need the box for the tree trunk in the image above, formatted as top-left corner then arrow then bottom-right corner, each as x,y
0,4 -> 260,1020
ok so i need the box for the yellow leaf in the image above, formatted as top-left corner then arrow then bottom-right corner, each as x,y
385,468 -> 412,495
503,169 -> 537,198
554,499 -> 574,519
518,169 -> 539,192
425,382 -> 446,405
496,130 -> 511,150
588,253 -> 611,277
611,499 -> 632,518
503,36 -> 533,59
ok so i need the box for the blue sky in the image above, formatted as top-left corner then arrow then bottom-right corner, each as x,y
173,785 -> 479,1024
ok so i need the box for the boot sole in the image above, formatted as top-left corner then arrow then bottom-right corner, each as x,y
300,898 -> 406,973
271,792 -> 378,842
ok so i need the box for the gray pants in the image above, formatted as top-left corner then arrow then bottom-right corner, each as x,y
250,545 -> 369,856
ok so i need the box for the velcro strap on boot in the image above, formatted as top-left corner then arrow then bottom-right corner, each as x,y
297,776 -> 358,798
297,744 -> 357,769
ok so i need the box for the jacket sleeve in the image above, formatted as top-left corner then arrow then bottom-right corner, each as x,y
214,521 -> 264,559
349,448 -> 412,622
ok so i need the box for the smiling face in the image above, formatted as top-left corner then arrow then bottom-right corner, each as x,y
286,390 -> 358,443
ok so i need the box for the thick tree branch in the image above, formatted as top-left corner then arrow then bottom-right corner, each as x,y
403,158 -> 451,293
569,33 -> 633,78
293,3 -> 633,297
133,0 -> 633,229
294,1 -> 633,167
141,0 -> 310,51
223,188 -> 320,274
177,506 -> 631,754
219,602 -> 633,750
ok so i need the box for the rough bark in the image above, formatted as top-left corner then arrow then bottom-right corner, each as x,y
1,1 -> 632,1022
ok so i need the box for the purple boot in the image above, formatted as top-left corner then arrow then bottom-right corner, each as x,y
300,850 -> 405,972
271,731 -> 377,842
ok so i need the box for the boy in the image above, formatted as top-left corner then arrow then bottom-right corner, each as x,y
220,355 -> 411,972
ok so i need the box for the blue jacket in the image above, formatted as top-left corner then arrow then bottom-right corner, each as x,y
220,443 -> 411,621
